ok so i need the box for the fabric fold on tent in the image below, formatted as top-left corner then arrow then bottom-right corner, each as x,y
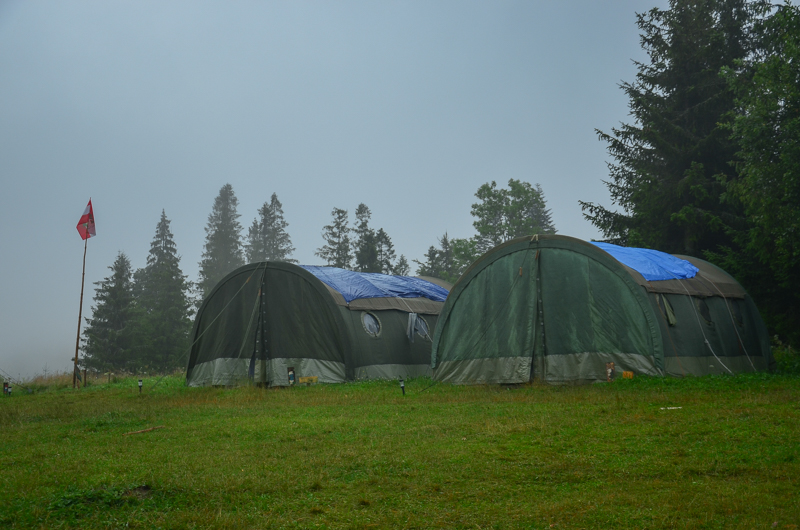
301,266 -> 449,303
591,242 -> 699,281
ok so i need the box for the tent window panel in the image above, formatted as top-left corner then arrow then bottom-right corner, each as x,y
361,312 -> 381,337
407,313 -> 429,340
696,298 -> 714,327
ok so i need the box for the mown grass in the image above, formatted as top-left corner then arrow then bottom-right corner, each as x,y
1,374 -> 798,529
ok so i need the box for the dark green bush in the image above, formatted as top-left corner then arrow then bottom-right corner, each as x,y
773,336 -> 800,374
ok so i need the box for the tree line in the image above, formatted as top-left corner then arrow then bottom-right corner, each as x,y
80,179 -> 554,373
314,203 -> 409,275
81,186 -> 298,373
312,179 -> 555,284
82,212 -> 192,373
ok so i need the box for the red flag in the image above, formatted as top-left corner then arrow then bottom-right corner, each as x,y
76,199 -> 96,240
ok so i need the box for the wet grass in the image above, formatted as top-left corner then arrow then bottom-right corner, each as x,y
1,373 -> 798,529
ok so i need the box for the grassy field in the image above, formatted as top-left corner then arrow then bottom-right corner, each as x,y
1,374 -> 798,529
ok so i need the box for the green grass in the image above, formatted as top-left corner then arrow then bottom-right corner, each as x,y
1,374 -> 799,529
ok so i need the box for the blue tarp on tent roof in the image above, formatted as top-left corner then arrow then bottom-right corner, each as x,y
301,266 -> 449,304
590,242 -> 699,282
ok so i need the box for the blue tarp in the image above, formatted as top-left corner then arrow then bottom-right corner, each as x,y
301,266 -> 449,303
590,242 -> 699,281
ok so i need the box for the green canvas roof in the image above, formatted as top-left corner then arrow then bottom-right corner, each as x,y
431,235 -> 771,384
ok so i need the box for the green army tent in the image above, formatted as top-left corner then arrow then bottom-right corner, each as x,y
431,234 -> 772,384
186,262 -> 451,387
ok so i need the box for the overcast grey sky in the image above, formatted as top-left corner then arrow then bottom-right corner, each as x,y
0,0 -> 666,379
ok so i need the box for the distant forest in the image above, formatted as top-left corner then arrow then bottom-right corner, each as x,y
81,0 -> 800,373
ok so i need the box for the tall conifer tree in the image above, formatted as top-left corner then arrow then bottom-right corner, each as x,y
353,203 -> 380,273
316,208 -> 352,269
413,233 -> 463,282
414,245 -> 442,278
81,252 -> 141,371
135,210 -> 193,372
198,184 -> 243,296
394,254 -> 410,276
437,233 -> 455,279
246,192 -> 296,263
375,228 -> 397,274
579,0 -> 761,254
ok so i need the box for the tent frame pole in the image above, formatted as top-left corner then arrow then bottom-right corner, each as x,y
73,238 -> 87,389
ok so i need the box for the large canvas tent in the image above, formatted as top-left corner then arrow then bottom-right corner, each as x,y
431,235 -> 772,384
186,262 -> 450,387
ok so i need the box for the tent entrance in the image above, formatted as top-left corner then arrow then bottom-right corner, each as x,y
251,287 -> 270,385
528,250 -> 544,382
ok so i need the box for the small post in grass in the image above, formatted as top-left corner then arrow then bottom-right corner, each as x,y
138,379 -> 143,394
606,362 -> 615,382
399,378 -> 405,396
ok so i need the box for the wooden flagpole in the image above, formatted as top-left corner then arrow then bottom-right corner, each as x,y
73,238 -> 88,389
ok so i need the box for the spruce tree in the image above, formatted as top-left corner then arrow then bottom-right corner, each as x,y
394,254 -> 410,276
438,233 -> 455,280
579,0 -> 761,254
375,228 -> 397,274
246,192 -> 296,263
245,220 -> 262,263
413,233 -> 466,283
353,203 -> 380,272
135,210 -> 193,372
414,246 -> 442,278
198,184 -> 244,296
316,207 -> 352,269
81,252 -> 141,372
